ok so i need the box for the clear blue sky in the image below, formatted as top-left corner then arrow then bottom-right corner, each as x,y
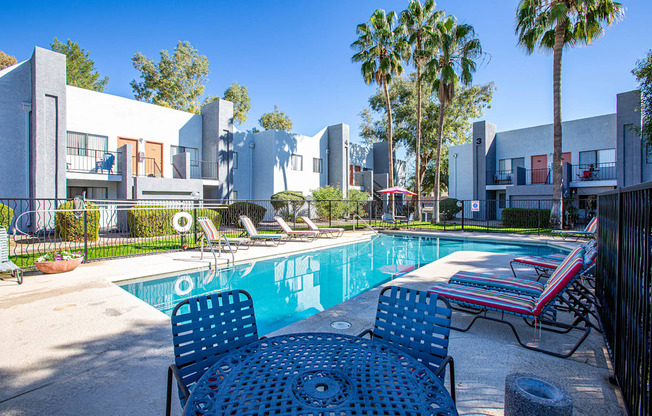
2,0 -> 649,147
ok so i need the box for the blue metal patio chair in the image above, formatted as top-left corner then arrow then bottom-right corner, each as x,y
165,290 -> 259,416
95,152 -> 115,174
359,286 -> 456,403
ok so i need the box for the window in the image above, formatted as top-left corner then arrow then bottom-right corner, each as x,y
647,145 -> 652,164
313,158 -> 322,173
170,145 -> 199,164
66,131 -> 108,156
231,190 -> 238,200
232,152 -> 238,169
579,150 -> 597,167
579,149 -> 615,167
498,193 -> 506,209
291,154 -> 303,171
597,148 -> 615,164
498,159 -> 512,172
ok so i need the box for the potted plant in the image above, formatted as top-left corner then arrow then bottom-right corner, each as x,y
34,250 -> 84,274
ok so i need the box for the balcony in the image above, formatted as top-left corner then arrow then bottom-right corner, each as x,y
66,147 -> 122,175
190,160 -> 219,180
133,156 -> 162,177
525,168 -> 551,185
572,162 -> 616,182
486,170 -> 513,185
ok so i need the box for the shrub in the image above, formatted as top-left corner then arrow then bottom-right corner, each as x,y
0,204 -> 14,230
440,198 -> 462,221
271,190 -> 305,220
312,185 -> 347,220
226,202 -> 267,227
55,200 -> 100,242
501,208 -> 551,229
346,189 -> 370,216
127,206 -> 221,237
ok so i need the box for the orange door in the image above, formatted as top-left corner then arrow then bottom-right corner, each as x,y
145,141 -> 163,177
118,137 -> 138,175
561,152 -> 571,165
349,165 -> 354,185
531,154 -> 547,184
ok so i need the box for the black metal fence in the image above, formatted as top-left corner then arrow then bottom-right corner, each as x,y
596,182 -> 651,416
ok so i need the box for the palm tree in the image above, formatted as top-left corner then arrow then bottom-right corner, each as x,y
425,15 -> 482,223
516,0 -> 623,227
401,0 -> 443,219
352,9 -> 408,215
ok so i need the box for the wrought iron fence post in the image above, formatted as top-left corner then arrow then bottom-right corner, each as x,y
329,200 -> 332,228
461,200 -> 465,231
83,209 -> 88,263
537,200 -> 541,236
193,205 -> 198,244
356,203 -> 359,229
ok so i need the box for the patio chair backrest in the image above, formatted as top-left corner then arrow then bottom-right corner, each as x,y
534,247 -> 584,315
239,216 -> 259,236
301,216 -> 318,231
0,228 -> 9,263
274,216 -> 293,233
584,217 -> 598,234
372,286 -> 452,377
198,217 -> 219,241
170,290 -> 258,396
382,213 -> 393,223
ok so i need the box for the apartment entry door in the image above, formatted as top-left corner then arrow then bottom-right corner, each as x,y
144,141 -> 163,177
531,154 -> 548,184
118,137 -> 138,175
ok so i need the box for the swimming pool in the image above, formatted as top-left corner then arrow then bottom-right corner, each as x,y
120,235 -> 565,334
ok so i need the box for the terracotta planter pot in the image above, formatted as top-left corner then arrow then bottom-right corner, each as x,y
35,258 -> 83,274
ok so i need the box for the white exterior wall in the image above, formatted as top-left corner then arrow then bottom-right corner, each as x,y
66,86 -> 203,179
448,142 -> 473,200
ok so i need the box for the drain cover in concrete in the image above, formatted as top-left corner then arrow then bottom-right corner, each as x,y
331,321 -> 351,330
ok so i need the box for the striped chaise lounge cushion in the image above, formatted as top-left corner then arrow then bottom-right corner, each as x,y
449,270 -> 544,296
531,247 -> 584,315
429,284 -> 537,316
512,255 -> 561,269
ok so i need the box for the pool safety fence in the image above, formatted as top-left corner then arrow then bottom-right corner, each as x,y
0,196 -> 592,269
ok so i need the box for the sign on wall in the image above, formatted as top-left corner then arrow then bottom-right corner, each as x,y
471,200 -> 480,212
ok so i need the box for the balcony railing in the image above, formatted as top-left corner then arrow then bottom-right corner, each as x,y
526,168 -> 551,185
133,156 -> 162,178
486,170 -> 513,185
572,162 -> 616,182
190,160 -> 219,180
66,147 -> 122,174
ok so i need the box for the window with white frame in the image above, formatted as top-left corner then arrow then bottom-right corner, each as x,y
291,154 -> 303,171
66,131 -> 108,156
231,190 -> 238,200
313,158 -> 322,173
498,158 -> 512,172
233,151 -> 238,169
579,149 -> 615,167
170,145 -> 199,164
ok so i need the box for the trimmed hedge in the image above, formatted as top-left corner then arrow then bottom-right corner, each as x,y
440,198 -> 462,221
0,203 -> 14,230
226,202 -> 267,227
127,206 -> 220,238
271,191 -> 305,220
501,208 -> 551,228
55,200 -> 100,242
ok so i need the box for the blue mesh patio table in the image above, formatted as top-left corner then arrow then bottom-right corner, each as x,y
183,332 -> 457,416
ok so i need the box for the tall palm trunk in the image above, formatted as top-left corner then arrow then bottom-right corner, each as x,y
415,63 -> 422,219
550,16 -> 565,228
382,79 -> 395,217
433,99 -> 445,224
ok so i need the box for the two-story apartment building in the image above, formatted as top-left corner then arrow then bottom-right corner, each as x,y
448,90 -> 649,220
0,47 -> 404,208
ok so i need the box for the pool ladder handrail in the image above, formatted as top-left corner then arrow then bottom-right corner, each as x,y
353,214 -> 378,235
200,233 -> 235,267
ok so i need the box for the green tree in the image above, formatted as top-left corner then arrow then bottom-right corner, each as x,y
223,82 -> 251,125
352,9 -> 408,216
633,50 -> 652,150
400,0 -> 443,217
0,50 -> 17,70
50,38 -> 108,91
131,41 -> 210,114
425,15 -> 482,223
516,0 -> 624,227
259,105 -> 293,132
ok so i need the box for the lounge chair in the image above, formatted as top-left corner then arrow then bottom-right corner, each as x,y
510,240 -> 597,279
358,286 -> 456,403
274,217 -> 319,241
429,247 -> 592,358
165,290 -> 259,416
551,216 -> 597,241
301,216 -> 344,238
95,152 -> 115,174
198,216 -> 250,256
0,228 -> 22,284
239,215 -> 288,246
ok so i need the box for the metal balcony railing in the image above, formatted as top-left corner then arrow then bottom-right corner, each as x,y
190,160 -> 219,180
526,168 -> 551,185
66,147 -> 122,174
486,170 -> 513,185
572,162 -> 616,182
133,156 -> 162,177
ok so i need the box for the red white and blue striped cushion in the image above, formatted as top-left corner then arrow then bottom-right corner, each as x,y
533,246 -> 584,315
584,217 -> 598,234
198,217 -> 220,241
449,270 -> 544,296
513,256 -> 561,269
240,216 -> 259,236
429,284 -> 536,316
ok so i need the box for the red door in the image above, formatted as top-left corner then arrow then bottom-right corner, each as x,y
531,155 -> 547,184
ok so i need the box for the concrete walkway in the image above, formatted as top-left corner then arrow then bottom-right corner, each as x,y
0,231 -> 625,415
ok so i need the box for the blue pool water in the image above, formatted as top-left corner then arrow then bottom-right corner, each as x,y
120,235 -> 565,335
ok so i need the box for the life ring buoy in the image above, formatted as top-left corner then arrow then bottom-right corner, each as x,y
174,274 -> 194,296
172,212 -> 193,233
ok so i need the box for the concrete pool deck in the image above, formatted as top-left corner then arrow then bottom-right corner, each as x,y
0,231 -> 625,415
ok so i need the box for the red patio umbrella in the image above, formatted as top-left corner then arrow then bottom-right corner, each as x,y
377,186 -> 417,196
